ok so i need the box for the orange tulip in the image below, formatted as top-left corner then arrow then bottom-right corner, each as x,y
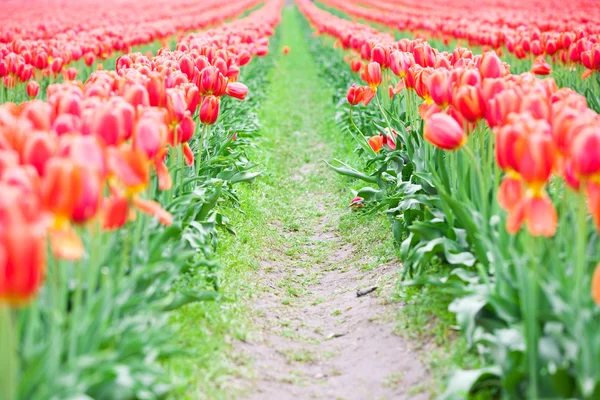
368,135 -> 384,153
282,46 -> 290,55
423,113 -> 467,151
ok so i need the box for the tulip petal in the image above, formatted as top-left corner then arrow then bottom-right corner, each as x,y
525,195 -> 557,237
133,197 -> 173,226
183,143 -> 194,167
49,226 -> 84,261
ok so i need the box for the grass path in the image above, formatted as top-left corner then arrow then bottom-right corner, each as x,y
213,7 -> 430,399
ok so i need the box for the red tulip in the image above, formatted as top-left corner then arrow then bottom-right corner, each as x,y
26,81 -> 40,99
423,113 -> 467,151
226,82 -> 248,100
0,186 -> 47,306
361,62 -> 382,91
347,83 -> 365,105
200,95 -> 220,125
350,58 -> 362,73
531,56 -> 552,75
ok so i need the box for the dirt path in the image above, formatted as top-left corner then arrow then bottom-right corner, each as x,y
224,7 -> 429,400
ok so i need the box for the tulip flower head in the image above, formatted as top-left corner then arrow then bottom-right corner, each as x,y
349,196 -> 365,208
368,135 -> 384,153
532,56 -> 552,75
423,113 -> 467,151
361,62 -> 382,91
26,81 -> 40,99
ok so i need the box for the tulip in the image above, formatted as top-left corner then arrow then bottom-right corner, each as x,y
103,194 -> 129,231
498,174 -> 524,211
26,81 -> 40,99
282,46 -> 290,55
531,56 -> 552,75
506,193 -> 557,237
454,85 -> 486,122
368,135 -> 384,153
200,95 -> 220,125
390,51 -> 412,78
42,158 -> 82,224
361,62 -> 382,91
0,187 -> 47,306
427,69 -> 452,107
349,196 -> 365,208
479,52 -> 503,79
423,113 -> 467,151
226,82 -> 248,100
350,58 -> 362,73
570,127 -> 600,179
64,67 -> 77,81
371,45 -> 389,68
347,83 -> 364,105
107,147 -> 150,194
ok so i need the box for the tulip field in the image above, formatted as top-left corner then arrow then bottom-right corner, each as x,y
1,0 -> 600,398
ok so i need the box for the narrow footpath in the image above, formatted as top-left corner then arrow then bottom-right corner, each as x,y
219,7 -> 429,400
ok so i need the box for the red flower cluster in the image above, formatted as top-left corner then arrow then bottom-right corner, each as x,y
0,0 -> 261,85
298,0 -> 600,239
319,0 -> 600,77
0,0 -> 283,306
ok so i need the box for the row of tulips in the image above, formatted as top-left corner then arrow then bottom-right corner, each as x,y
0,0 -> 283,398
0,0 -> 261,102
297,0 -> 600,398
319,0 -> 600,76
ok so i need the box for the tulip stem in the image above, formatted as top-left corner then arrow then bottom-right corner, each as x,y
575,192 -> 588,306
349,106 -> 376,155
196,124 -> 209,178
375,91 -> 394,141
463,144 -> 488,232
0,304 -> 17,400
